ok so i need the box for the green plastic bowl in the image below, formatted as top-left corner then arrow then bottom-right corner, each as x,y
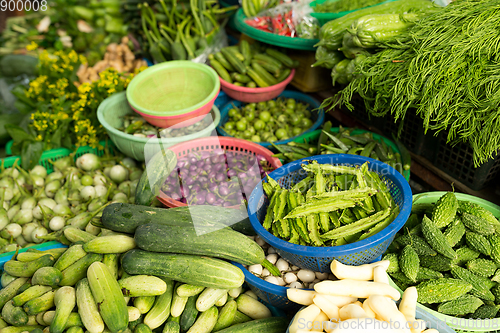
97,92 -> 221,161
234,8 -> 319,51
126,61 -> 220,117
310,0 -> 397,26
389,192 -> 500,333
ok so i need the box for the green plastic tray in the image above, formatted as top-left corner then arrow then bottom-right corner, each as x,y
292,127 -> 410,181
310,0 -> 397,26
233,8 -> 319,51
389,192 -> 500,333
1,141 -> 115,174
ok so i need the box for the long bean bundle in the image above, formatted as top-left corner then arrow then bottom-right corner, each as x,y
314,0 -> 387,13
325,0 -> 500,166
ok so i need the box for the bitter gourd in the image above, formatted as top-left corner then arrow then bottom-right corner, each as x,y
437,294 -> 483,316
395,234 -> 436,256
443,217 -> 465,248
422,215 -> 457,259
420,254 -> 452,272
453,247 -> 480,266
471,304 -> 500,319
451,266 -> 495,301
487,234 -> 500,265
416,278 -> 472,304
466,232 -> 492,256
459,201 -> 500,230
431,192 -> 458,228
461,213 -> 495,236
466,259 -> 497,278
382,253 -> 399,274
400,246 -> 420,283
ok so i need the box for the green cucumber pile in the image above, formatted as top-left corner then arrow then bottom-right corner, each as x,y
0,203 -> 287,333
223,97 -> 315,143
209,41 -> 299,88
261,160 -> 399,246
384,192 -> 500,319
273,123 -> 411,177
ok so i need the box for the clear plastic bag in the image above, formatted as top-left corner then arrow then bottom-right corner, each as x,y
245,1 -> 320,38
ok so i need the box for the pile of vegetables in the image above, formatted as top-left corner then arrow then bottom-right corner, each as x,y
319,0 -> 500,166
222,97 -> 316,143
0,152 -> 142,253
0,201 -> 288,333
76,37 -> 148,85
384,192 -> 500,319
137,0 -> 237,63
314,0 -> 389,13
241,0 -> 280,19
0,0 -> 127,65
245,236 -> 333,289
261,160 -> 399,247
209,41 -> 298,88
273,123 -> 410,177
287,259 -> 440,333
160,150 -> 274,206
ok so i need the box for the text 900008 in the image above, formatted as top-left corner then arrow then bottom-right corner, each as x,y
1,0 -> 48,11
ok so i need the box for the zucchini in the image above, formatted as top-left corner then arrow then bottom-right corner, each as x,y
215,317 -> 288,333
76,278 -> 105,333
87,262 -> 129,333
143,278 -> 175,330
83,235 -> 136,254
135,149 -> 177,206
101,203 -> 255,236
134,224 -> 266,266
122,250 -> 244,290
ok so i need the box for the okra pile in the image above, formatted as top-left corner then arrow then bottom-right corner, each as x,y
0,152 -> 142,253
222,97 -> 315,143
209,41 -> 299,88
262,160 -> 399,247
273,123 -> 411,177
384,192 -> 500,319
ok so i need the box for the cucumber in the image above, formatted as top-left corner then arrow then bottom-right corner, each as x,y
185,305 -> 218,333
179,295 -> 199,332
134,323 -> 152,333
103,254 -> 120,280
128,307 -> 141,322
17,248 -> 66,262
133,296 -> 155,314
76,278 -> 105,333
265,49 -> 295,68
53,245 -> 87,271
196,288 -> 227,312
101,204 -> 255,236
121,250 -> 244,290
144,278 -> 175,330
119,275 -> 167,297
231,311 -> 252,325
162,321 -> 180,333
2,300 -> 29,326
3,254 -> 55,278
23,290 -> 56,316
134,224 -> 265,266
212,300 -> 237,332
12,285 -> 52,307
235,295 -> 271,320
51,287 -> 76,333
177,285 -> 205,298
60,253 -> 103,286
135,146 -> 177,206
215,317 -> 288,333
31,267 -> 63,288
87,262 -> 129,333
0,326 -> 43,333
83,235 -> 136,254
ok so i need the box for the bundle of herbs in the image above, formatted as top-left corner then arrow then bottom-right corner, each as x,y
323,0 -> 500,166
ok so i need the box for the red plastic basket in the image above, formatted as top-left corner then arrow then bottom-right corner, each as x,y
157,136 -> 283,208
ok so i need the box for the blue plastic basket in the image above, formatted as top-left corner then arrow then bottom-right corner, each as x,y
247,154 -> 412,272
216,91 -> 325,149
233,255 -> 383,311
286,306 -> 456,333
0,241 -> 67,271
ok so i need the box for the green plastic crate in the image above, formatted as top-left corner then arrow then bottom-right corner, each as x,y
292,127 -> 411,181
1,141 -> 116,174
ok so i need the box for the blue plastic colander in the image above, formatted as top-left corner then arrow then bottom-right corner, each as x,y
232,255 -> 383,311
247,154 -> 412,273
216,91 -> 325,149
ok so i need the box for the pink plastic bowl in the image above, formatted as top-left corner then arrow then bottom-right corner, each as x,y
219,69 -> 295,103
131,93 -> 219,128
